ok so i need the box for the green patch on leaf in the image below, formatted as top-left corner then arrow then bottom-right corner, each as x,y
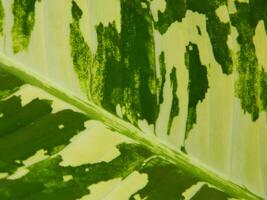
130,157 -> 198,200
230,1 -> 267,121
11,0 -> 40,53
0,80 -> 88,173
260,71 -> 267,111
184,43 -> 209,140
158,52 -> 167,104
70,1 -> 92,98
93,22 -> 122,113
0,67 -> 24,99
167,67 -> 179,135
118,0 -> 159,124
191,184 -> 229,200
155,0 -> 186,34
187,0 -> 233,74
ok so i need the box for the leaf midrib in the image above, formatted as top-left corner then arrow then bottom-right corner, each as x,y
0,52 -> 263,200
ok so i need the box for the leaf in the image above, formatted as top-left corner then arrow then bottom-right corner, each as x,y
0,0 -> 266,199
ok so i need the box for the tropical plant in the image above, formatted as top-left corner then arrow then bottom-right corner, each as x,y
0,0 -> 266,199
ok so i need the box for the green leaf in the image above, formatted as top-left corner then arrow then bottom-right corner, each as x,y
0,0 -> 266,199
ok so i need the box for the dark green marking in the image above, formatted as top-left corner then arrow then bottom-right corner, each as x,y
0,98 -> 52,137
11,0 -> 40,53
94,0 -> 160,125
0,67 -> 24,99
93,22 -> 122,113
119,0 -> 159,124
191,184 -> 229,200
70,1 -> 92,98
184,43 -> 209,140
187,0 -> 233,74
167,67 -> 179,135
158,52 -> 166,104
0,96 -> 22,119
70,1 -> 123,116
231,2 -> 259,120
260,71 -> 267,111
130,157 -> 198,199
155,0 -> 186,34
0,0 -> 4,35
196,25 -> 201,35
0,94 -> 87,172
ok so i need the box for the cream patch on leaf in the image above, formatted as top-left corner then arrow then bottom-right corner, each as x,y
78,171 -> 148,200
11,85 -> 80,113
253,20 -> 267,72
182,182 -> 204,200
22,149 -> 49,166
6,149 -> 49,180
63,175 -> 73,182
60,120 -> 131,167
0,173 -> 8,179
150,0 -> 166,21
215,5 -> 230,23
